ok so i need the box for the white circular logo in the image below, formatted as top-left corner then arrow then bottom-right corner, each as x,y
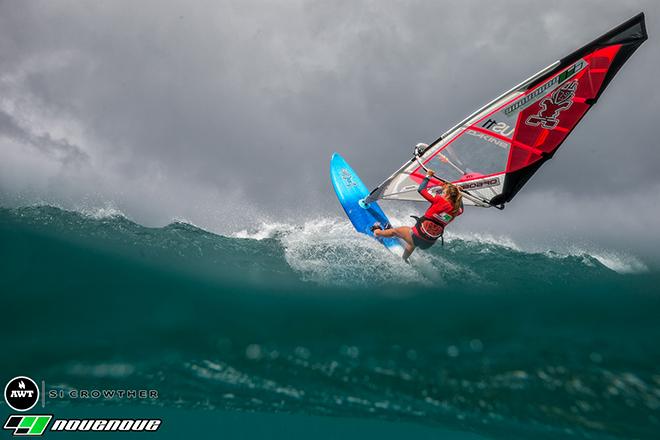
4,376 -> 39,411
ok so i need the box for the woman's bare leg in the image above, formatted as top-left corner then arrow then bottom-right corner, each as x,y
402,245 -> 415,262
374,226 -> 416,260
374,226 -> 413,245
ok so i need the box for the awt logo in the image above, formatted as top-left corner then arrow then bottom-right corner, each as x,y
4,376 -> 40,412
11,382 -> 34,398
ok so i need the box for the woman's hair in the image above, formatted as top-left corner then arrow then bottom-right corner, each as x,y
444,183 -> 463,215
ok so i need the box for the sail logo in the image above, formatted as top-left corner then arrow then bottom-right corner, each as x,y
481,118 -> 514,138
4,376 -> 39,412
525,80 -> 578,130
465,130 -> 508,149
504,59 -> 585,116
458,177 -> 500,191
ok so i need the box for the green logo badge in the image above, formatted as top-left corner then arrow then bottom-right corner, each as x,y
3,415 -> 52,436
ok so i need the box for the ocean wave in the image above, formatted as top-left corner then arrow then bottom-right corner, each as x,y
3,205 -> 660,439
232,216 -> 649,286
0,205 -> 650,290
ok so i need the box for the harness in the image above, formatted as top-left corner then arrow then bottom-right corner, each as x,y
411,199 -> 463,247
411,215 -> 447,246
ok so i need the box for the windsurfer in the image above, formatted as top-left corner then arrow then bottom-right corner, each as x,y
372,169 -> 463,261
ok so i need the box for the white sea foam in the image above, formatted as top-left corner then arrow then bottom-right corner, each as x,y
580,251 -> 648,274
168,217 -> 205,230
447,230 -> 522,252
278,218 -> 428,288
77,204 -> 127,220
231,217 -> 493,288
234,221 -> 296,240
536,243 -> 649,275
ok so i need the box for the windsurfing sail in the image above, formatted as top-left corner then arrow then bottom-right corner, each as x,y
365,13 -> 647,208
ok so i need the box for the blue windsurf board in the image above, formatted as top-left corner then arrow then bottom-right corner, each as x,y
330,153 -> 405,257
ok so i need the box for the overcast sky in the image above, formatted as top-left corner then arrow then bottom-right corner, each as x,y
0,1 -> 658,260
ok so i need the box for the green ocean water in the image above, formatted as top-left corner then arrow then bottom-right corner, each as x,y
1,205 -> 659,439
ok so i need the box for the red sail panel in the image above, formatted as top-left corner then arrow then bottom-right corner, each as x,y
509,45 -> 621,173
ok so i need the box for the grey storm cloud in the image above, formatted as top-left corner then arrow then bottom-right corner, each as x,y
0,110 -> 89,165
0,1 -> 658,259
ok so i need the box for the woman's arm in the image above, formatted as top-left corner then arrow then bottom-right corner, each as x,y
417,171 -> 438,202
